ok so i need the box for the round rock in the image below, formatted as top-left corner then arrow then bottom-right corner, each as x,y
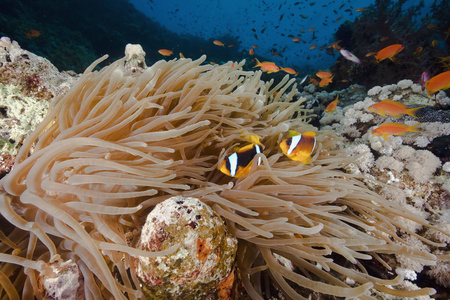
135,196 -> 237,299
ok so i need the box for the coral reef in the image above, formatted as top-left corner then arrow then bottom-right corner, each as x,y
0,37 -> 77,177
0,41 -> 449,300
331,0 -> 449,90
318,78 -> 450,298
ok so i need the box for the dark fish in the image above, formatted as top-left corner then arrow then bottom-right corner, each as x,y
261,27 -> 266,33
254,33 -> 258,39
279,14 -> 284,21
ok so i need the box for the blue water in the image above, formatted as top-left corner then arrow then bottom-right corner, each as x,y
127,0 -> 386,72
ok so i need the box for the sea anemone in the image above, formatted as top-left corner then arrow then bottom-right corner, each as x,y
0,45 -> 448,299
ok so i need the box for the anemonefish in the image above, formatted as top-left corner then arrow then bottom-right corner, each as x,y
280,131 -> 316,164
219,135 -> 263,178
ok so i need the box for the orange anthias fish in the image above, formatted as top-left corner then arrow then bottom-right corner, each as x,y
213,40 -> 225,47
309,77 -> 319,86
280,130 -> 316,164
158,49 -> 173,56
372,123 -> 422,141
319,76 -> 333,87
281,67 -> 296,75
253,58 -> 280,73
425,70 -> 450,96
413,46 -> 423,58
292,37 -> 301,42
316,71 -> 332,79
368,100 -> 424,118
220,135 -> 263,178
25,29 -> 41,38
309,44 -> 317,50
325,95 -> 339,113
375,44 -> 405,62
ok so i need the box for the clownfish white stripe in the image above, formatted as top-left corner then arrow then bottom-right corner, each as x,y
228,152 -> 239,177
287,135 -> 302,155
256,144 -> 262,164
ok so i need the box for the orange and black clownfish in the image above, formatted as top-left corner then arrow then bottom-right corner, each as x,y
220,135 -> 263,178
279,130 -> 316,164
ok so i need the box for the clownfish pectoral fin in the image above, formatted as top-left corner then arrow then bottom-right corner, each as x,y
299,156 -> 312,165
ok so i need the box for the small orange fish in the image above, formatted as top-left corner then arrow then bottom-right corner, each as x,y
379,36 -> 389,42
158,49 -> 173,56
220,135 -> 263,178
413,46 -> 423,58
319,76 -> 333,87
179,52 -> 185,58
325,95 -> 339,113
281,67 -> 296,75
25,29 -> 41,38
355,7 -> 367,12
213,40 -> 225,47
427,24 -> 437,30
308,28 -> 315,31
227,43 -> 235,47
316,71 -> 332,79
365,51 -> 376,57
310,77 -> 319,86
333,16 -> 343,23
425,71 -> 450,96
252,44 -> 258,48
431,40 -> 439,47
292,37 -> 301,42
249,48 -> 254,56
375,44 -> 404,62
372,123 -> 422,141
253,58 -> 280,74
368,100 -> 424,118
279,130 -> 316,164
309,44 -> 317,50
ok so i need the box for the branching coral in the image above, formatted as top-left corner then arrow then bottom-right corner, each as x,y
0,45 -> 448,299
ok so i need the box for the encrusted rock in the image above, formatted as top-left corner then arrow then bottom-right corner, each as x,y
135,196 -> 237,299
38,259 -> 84,300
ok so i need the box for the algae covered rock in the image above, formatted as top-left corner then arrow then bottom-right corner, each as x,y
135,196 -> 237,299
